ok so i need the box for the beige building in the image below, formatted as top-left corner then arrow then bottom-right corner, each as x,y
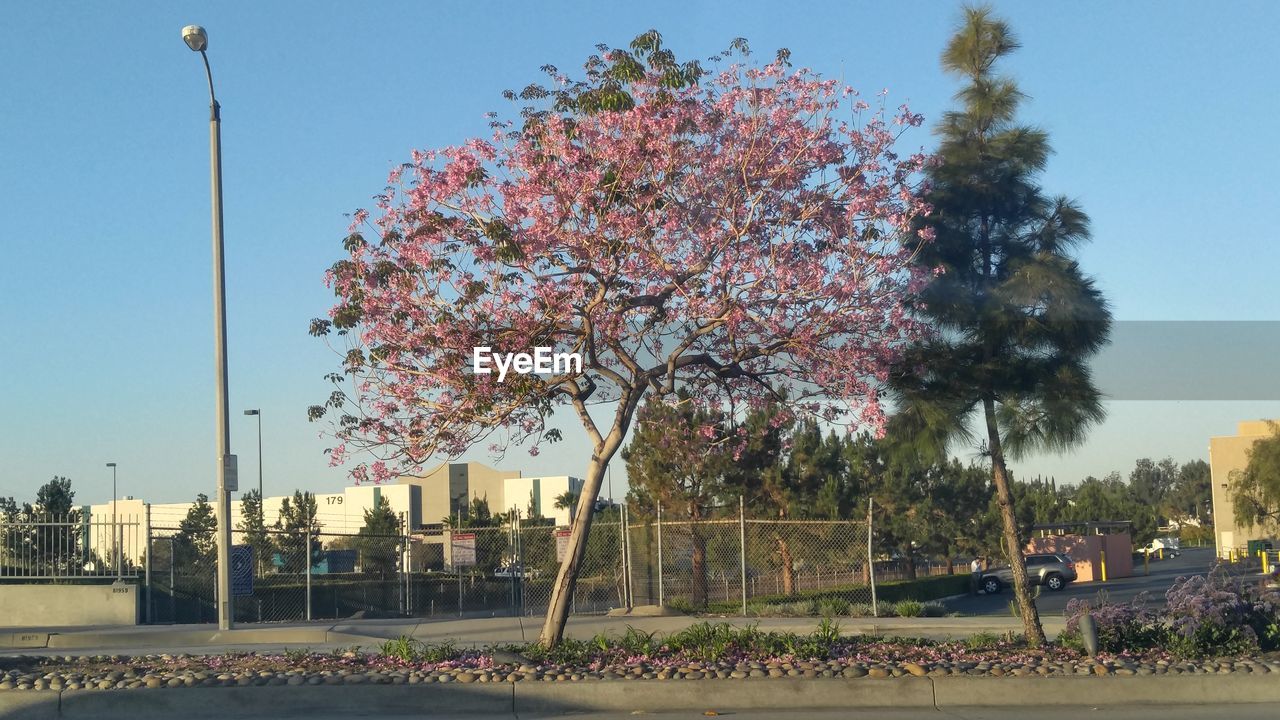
397,462 -> 520,526
86,484 -> 421,566
396,462 -> 583,526
1209,419 -> 1279,558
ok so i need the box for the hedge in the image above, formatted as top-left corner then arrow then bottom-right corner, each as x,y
702,574 -> 969,614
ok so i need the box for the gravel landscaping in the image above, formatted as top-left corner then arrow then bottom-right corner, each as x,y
3,622 -> 1279,692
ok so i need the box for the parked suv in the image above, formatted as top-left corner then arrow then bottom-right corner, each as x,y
980,553 -> 1077,594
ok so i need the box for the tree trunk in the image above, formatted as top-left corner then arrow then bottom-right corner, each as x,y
776,535 -> 795,596
983,396 -> 1047,646
904,549 -> 917,580
538,446 -> 611,647
690,526 -> 708,608
945,556 -> 955,575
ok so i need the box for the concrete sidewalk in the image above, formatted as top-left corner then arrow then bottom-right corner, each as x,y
1,615 -> 1063,655
1,675 -> 1277,719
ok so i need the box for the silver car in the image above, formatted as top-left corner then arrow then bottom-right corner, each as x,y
980,553 -> 1077,593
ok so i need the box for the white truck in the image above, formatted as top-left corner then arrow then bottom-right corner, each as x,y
1141,536 -> 1181,557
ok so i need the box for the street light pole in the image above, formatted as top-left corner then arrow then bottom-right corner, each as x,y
183,24 -> 236,631
106,463 -> 119,579
244,409 -> 262,498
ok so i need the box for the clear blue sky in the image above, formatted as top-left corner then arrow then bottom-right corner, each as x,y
2,1 -> 1278,507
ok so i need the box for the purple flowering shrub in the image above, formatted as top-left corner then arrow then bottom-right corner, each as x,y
1163,571 -> 1280,658
1061,573 -> 1280,658
1060,591 -> 1161,654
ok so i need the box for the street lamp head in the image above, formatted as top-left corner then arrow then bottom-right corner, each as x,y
182,25 -> 208,52
106,462 -> 117,468
244,409 -> 260,416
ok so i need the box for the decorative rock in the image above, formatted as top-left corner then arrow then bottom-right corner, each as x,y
903,663 -> 927,677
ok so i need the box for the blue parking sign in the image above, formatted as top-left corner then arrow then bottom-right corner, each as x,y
231,545 -> 254,596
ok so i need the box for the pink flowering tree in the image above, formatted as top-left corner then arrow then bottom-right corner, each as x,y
310,32 -> 931,647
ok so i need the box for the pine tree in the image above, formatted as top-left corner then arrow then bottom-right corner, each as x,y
175,493 -> 217,570
356,495 -> 402,577
890,6 -> 1111,645
275,491 -> 321,574
237,489 -> 271,573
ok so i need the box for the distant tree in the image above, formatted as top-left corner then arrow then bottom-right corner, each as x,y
1065,474 -> 1157,546
1229,424 -> 1280,532
888,7 -> 1111,646
174,494 -> 217,570
237,489 -> 271,572
624,395 -> 735,607
922,461 -> 993,572
275,491 -> 321,573
1128,458 -> 1178,517
724,404 -> 795,591
1168,459 -> 1212,523
31,477 -> 84,572
445,496 -> 506,529
35,477 -> 76,516
355,495 -> 402,577
553,491 -> 579,516
1,479 -> 84,574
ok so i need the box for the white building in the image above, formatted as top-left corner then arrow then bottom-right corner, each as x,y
81,464 -> 585,566
85,484 -> 421,566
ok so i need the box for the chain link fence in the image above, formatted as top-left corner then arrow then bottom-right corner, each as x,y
7,501 -> 965,623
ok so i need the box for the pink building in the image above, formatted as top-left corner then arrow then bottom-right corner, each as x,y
1026,525 -> 1134,582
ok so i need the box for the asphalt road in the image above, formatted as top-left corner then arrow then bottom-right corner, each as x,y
288,707 -> 1279,720
943,547 -> 1217,617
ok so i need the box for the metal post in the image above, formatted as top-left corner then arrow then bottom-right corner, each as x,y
113,467 -> 121,579
305,530 -> 313,620
656,502 -> 664,608
619,503 -> 630,608
169,537 -> 176,622
183,26 -> 235,631
867,497 -> 878,617
738,495 -> 747,616
144,504 -> 153,624
256,411 -> 263,498
625,504 -> 636,608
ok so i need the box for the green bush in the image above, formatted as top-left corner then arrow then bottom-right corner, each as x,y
848,603 -> 875,617
817,598 -> 851,617
964,632 -> 1001,650
894,600 -> 924,617
665,597 -> 696,614
921,601 -> 947,617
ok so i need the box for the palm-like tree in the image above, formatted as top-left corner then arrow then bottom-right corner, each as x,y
890,6 -> 1111,645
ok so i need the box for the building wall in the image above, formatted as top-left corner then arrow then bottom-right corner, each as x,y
1026,532 -> 1133,582
85,484 -> 420,565
397,462 -> 521,525
1209,420 -> 1278,558
505,476 -> 584,525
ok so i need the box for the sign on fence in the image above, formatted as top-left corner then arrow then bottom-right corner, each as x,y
231,544 -> 254,596
451,532 -> 476,568
555,529 -> 572,562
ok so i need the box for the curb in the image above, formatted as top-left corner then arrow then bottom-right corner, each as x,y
2,675 -> 1279,718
